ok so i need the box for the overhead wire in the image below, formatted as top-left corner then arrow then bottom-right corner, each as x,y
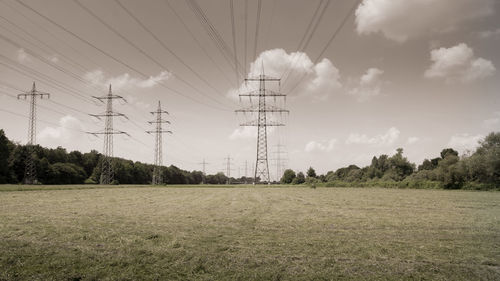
286,0 -> 360,95
113,0 -> 237,107
14,0 -> 229,112
73,0 -> 233,111
253,0 -> 262,63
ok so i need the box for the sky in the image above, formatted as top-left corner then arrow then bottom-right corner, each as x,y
0,0 -> 499,180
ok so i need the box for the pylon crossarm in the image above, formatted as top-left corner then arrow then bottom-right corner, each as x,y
240,120 -> 285,126
150,110 -> 169,115
236,105 -> 289,113
245,75 -> 280,81
148,120 -> 171,124
238,89 -> 285,97
146,130 -> 172,134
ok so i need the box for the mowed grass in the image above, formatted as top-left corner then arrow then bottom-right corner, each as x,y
0,186 -> 499,280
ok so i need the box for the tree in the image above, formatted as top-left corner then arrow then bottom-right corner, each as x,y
280,169 -> 296,184
0,130 -> 12,183
440,148 -> 459,159
292,172 -> 305,184
306,167 -> 317,178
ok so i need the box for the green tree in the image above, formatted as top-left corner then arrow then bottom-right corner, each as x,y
292,172 -> 305,184
306,167 -> 317,178
280,169 -> 296,184
0,130 -> 12,183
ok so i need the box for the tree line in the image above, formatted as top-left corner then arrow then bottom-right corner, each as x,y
1,129 -> 498,189
280,132 -> 499,190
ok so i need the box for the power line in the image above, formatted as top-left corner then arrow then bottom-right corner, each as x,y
230,0 -> 239,87
286,0 -> 360,94
113,0 -> 236,107
253,0 -> 262,63
163,0 -> 233,87
14,0 -> 229,111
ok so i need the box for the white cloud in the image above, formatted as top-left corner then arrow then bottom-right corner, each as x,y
355,0 -> 495,42
447,133 -> 483,153
39,115 -> 84,149
17,48 -> 30,63
230,49 -> 341,100
346,127 -> 400,146
407,137 -> 419,145
424,43 -> 495,83
48,55 -> 59,63
305,139 -> 337,153
229,127 -> 257,140
84,70 -> 171,91
349,67 -> 385,102
482,112 -> 500,130
478,28 -> 500,39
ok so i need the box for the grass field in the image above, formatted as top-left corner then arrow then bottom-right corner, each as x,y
0,186 -> 499,280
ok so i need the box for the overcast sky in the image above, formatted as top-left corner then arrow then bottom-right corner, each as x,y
0,0 -> 499,179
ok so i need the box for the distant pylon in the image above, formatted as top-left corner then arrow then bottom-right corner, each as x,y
224,155 -> 233,184
272,143 -> 287,182
235,63 -> 289,184
87,84 -> 129,185
17,82 -> 50,184
198,158 -> 209,184
147,101 -> 171,185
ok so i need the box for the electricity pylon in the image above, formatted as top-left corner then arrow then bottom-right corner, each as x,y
87,84 -> 129,185
146,101 -> 171,185
272,143 -> 288,182
224,155 -> 234,184
235,64 -> 289,184
17,82 -> 50,184
198,158 -> 209,184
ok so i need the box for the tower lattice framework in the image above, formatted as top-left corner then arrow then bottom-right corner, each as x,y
236,66 -> 289,184
17,82 -> 50,184
88,85 -> 128,185
147,101 -> 171,185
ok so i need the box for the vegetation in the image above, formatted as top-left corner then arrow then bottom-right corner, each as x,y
283,132 -> 500,190
1,129 -> 499,189
0,186 -> 498,280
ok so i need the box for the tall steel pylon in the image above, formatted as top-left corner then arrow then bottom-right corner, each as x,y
88,84 -> 128,185
17,82 -> 50,184
236,64 -> 289,184
146,101 -> 171,185
198,158 -> 209,184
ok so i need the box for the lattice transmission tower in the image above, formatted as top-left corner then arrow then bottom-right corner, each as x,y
87,84 -> 128,185
235,65 -> 289,184
17,82 -> 50,184
146,101 -> 171,185
198,159 -> 209,184
272,143 -> 288,182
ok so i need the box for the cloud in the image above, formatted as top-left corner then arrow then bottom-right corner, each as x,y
346,127 -> 400,146
355,0 -> 495,42
39,115 -> 84,149
230,49 -> 341,100
478,28 -> 500,39
17,48 -> 30,63
424,43 -> 495,83
447,133 -> 483,153
482,112 -> 500,130
407,137 -> 419,145
229,127 -> 257,140
348,68 -> 385,102
84,70 -> 171,91
305,139 -> 337,153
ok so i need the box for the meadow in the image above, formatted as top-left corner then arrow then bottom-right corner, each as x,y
0,185 -> 499,280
